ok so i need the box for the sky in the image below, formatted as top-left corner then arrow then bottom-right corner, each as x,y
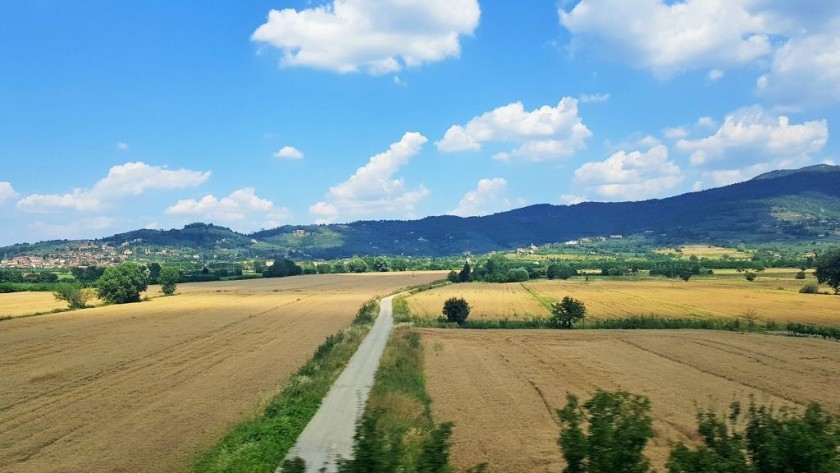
1,0 -> 839,246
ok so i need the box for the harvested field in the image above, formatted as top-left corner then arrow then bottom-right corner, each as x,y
0,272 -> 443,473
404,273 -> 840,326
0,291 -> 68,317
421,329 -> 840,472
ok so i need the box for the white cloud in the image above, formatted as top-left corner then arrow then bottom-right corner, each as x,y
676,106 -> 828,167
275,146 -> 304,160
449,178 -> 511,217
116,142 -> 129,151
0,182 -> 18,203
575,144 -> 684,200
436,98 -> 591,162
560,0 -> 773,77
757,29 -> 840,108
252,0 -> 480,75
28,217 -> 116,241
310,132 -> 429,223
560,194 -> 587,205
664,127 -> 688,140
166,188 -> 290,229
708,68 -> 725,81
697,116 -> 717,129
580,93 -> 610,103
16,162 -> 211,213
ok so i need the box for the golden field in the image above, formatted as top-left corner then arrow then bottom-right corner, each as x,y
405,270 -> 840,326
0,272 -> 444,473
422,329 -> 840,473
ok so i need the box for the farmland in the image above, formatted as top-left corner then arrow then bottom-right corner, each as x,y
0,272 -> 443,473
405,270 -> 840,326
421,329 -> 840,472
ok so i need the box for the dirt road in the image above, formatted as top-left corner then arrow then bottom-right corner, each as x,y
283,296 -> 395,473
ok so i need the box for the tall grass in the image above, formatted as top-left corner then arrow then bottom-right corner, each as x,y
194,301 -> 379,473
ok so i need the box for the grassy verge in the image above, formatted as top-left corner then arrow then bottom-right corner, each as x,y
194,299 -> 379,473
338,327 -> 461,473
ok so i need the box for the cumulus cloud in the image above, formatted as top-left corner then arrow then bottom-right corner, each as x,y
0,182 -> 18,203
436,98 -> 591,162
274,146 -> 304,160
575,144 -> 684,200
310,132 -> 429,223
16,162 -> 211,213
252,0 -> 480,74
166,188 -> 291,228
676,106 -> 828,167
757,29 -> 840,108
449,178 -> 511,217
560,0 -> 772,77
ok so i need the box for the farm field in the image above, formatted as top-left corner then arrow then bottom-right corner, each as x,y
0,272 -> 443,473
404,271 -> 840,326
421,329 -> 840,472
0,291 -> 70,317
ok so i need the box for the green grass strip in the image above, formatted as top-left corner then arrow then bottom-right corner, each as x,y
194,300 -> 379,473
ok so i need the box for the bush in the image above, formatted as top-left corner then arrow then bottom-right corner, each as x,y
547,263 -> 577,280
97,262 -> 149,304
447,270 -> 459,283
745,272 -> 756,282
558,390 -> 654,473
549,296 -> 587,329
53,282 -> 95,309
796,270 -> 806,280
442,297 -> 470,325
507,267 -> 530,282
800,282 -> 820,294
159,266 -> 180,295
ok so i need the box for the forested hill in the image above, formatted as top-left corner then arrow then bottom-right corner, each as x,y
4,165 -> 840,259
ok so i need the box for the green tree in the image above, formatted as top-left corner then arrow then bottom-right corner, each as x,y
96,262 -> 149,304
557,390 -> 654,473
371,257 -> 390,272
442,297 -> 470,325
458,262 -> 471,282
447,270 -> 459,283
158,266 -> 179,295
548,263 -> 577,280
815,248 -> 840,294
347,258 -> 369,273
263,258 -> 302,278
507,267 -> 530,282
53,282 -> 94,309
549,296 -> 587,329
146,262 -> 162,284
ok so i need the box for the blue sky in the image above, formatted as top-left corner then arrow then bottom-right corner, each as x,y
1,0 -> 838,245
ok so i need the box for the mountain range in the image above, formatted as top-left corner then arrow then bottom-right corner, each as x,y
3,165 -> 840,259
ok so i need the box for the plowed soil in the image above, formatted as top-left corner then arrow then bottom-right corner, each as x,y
0,272 -> 443,473
421,329 -> 840,473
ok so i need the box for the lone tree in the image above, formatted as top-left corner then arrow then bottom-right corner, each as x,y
815,248 -> 840,294
548,263 -> 577,280
442,297 -> 470,325
158,266 -> 180,295
53,282 -> 95,309
97,262 -> 149,304
558,390 -> 654,473
549,296 -> 587,329
263,258 -> 302,278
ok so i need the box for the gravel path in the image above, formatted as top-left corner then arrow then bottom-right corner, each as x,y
280,296 -> 395,472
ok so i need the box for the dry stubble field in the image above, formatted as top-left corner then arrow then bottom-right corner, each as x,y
0,272 -> 443,473
422,329 -> 840,473
405,271 -> 840,326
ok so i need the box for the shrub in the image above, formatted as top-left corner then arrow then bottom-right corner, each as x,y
53,282 -> 94,309
547,263 -> 577,280
558,390 -> 654,473
442,297 -> 470,325
800,282 -> 820,294
159,266 -> 180,295
447,270 -> 459,283
796,270 -> 806,280
507,267 -> 530,282
745,272 -> 756,282
549,296 -> 587,329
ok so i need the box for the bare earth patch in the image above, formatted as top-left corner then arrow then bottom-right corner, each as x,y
0,272 -> 443,473
421,329 -> 840,473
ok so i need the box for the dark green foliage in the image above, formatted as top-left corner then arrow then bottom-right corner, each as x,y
53,282 -> 92,309
347,258 -> 369,273
785,322 -> 840,341
795,270 -> 806,279
96,262 -> 149,304
146,262 -> 162,284
799,282 -> 819,294
458,262 -> 471,282
71,265 -> 106,283
446,271 -> 459,283
442,297 -> 470,325
547,263 -> 577,280
667,400 -> 840,473
353,299 -> 379,325
507,267 -> 530,282
745,272 -> 757,281
158,266 -> 179,295
557,390 -> 654,473
263,258 -> 302,278
814,248 -> 840,294
371,257 -> 390,272
549,296 -> 587,329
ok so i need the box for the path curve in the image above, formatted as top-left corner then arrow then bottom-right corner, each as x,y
280,296 -> 395,472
